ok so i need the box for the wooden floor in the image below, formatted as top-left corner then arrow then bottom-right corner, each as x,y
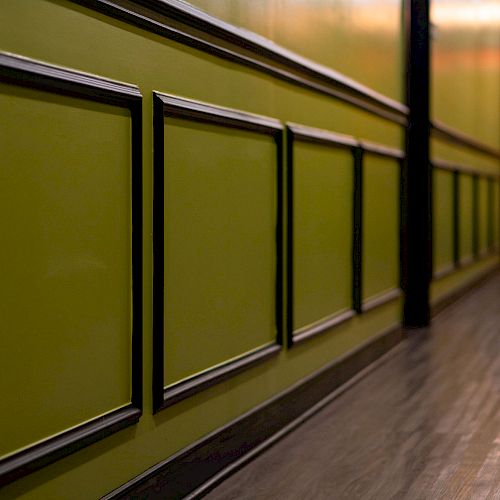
205,275 -> 500,499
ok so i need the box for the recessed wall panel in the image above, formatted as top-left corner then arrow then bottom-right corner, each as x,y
163,119 -> 277,386
293,143 -> 352,330
459,174 -> 474,262
363,154 -> 399,300
0,84 -> 132,457
433,169 -> 454,273
478,177 -> 488,254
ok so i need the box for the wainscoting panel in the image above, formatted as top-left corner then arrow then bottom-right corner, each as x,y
153,93 -> 283,411
0,53 -> 142,486
458,173 -> 474,265
362,153 -> 400,308
288,126 -> 354,344
432,169 -> 455,277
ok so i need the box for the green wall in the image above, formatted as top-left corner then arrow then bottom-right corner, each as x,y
0,0 -> 498,498
191,0 -> 404,102
0,1 -> 403,497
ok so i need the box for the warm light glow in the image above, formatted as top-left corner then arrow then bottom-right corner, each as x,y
432,1 -> 500,28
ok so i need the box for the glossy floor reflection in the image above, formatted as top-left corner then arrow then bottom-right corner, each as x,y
205,274 -> 500,499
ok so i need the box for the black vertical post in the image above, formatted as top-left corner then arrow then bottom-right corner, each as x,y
403,0 -> 431,327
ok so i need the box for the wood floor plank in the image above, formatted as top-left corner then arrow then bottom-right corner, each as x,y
205,274 -> 500,499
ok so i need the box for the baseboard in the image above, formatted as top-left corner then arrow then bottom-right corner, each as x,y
102,323 -> 402,499
431,264 -> 499,317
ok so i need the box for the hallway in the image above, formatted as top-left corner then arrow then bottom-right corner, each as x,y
206,275 -> 500,499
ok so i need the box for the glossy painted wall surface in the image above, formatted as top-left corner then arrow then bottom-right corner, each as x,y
0,0 -> 497,498
0,1 -> 403,497
431,0 -> 500,149
192,0 -> 404,102
293,143 -> 352,329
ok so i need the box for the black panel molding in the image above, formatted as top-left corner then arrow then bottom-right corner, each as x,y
103,323 -> 402,500
286,124 -> 359,346
287,122 -> 404,346
0,52 -> 143,487
360,140 -> 405,160
153,92 -> 283,412
362,287 -> 402,313
293,310 -> 357,345
69,0 -> 408,124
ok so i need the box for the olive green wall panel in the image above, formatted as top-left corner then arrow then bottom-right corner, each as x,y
293,142 -> 353,331
458,174 -> 474,263
0,0 -> 405,497
160,114 -> 280,388
478,177 -> 489,254
431,0 -> 500,149
0,75 -> 140,465
433,169 -> 454,274
191,0 -> 404,102
431,138 -> 499,176
362,154 -> 400,301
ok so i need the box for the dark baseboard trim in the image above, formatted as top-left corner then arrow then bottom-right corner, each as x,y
431,264 -> 499,316
362,287 -> 402,313
292,309 -> 356,345
102,322 -> 402,500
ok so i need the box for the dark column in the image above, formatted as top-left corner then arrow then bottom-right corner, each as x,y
403,0 -> 431,326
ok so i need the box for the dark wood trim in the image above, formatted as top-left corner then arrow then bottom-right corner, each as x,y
162,344 -> 281,408
362,287 -> 402,313
69,0 -> 408,124
431,265 -> 499,316
0,51 -> 141,104
360,140 -> 404,160
153,92 -> 283,412
0,52 -> 143,486
155,93 -> 283,133
102,323 -> 402,500
0,406 -> 141,487
286,126 -> 295,348
353,146 -> 364,314
403,0 -> 431,327
293,309 -> 356,344
286,123 -> 359,149
286,124 -> 362,345
431,120 -> 500,160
